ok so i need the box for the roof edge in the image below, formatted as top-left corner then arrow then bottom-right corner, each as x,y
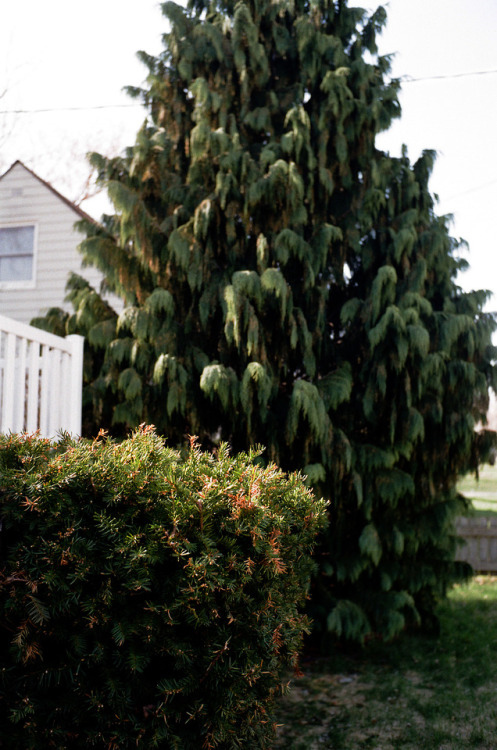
0,160 -> 97,225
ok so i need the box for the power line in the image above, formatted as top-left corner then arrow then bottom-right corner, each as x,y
1,67 -> 497,115
0,103 -> 142,115
404,68 -> 497,83
444,178 -> 497,202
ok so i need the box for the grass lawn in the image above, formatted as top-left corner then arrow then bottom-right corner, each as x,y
273,576 -> 497,749
458,463 -> 497,517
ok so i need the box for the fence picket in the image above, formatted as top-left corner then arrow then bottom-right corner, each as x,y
26,342 -> 40,432
14,337 -> 28,432
2,333 -> 16,433
39,345 -> 51,436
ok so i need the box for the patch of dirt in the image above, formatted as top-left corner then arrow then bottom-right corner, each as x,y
274,671 -> 372,748
273,666 -> 432,749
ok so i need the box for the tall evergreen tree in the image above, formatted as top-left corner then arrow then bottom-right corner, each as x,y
48,0 -> 496,641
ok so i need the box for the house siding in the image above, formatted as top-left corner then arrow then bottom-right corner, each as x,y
0,162 -> 121,324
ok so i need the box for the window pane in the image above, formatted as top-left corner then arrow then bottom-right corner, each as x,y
0,226 -> 34,281
0,255 -> 33,281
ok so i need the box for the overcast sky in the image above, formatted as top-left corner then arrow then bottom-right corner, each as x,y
2,0 -> 497,306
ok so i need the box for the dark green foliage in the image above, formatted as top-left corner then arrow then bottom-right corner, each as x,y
36,0 -> 497,641
0,430 -> 327,749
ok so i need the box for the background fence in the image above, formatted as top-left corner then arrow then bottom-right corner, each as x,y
455,515 -> 497,572
0,314 -> 84,438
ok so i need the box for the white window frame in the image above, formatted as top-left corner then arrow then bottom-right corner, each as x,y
0,222 -> 38,290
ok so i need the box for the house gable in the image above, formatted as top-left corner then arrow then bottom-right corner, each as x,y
0,161 -> 118,324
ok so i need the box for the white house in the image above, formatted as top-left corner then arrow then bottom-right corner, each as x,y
0,160 -> 119,324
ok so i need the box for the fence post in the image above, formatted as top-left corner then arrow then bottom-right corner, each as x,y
67,335 -> 84,437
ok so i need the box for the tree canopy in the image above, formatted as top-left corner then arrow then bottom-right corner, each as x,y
39,0 -> 497,641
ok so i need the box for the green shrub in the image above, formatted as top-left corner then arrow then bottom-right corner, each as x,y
0,428 -> 327,749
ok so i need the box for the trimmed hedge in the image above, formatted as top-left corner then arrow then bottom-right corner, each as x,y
0,428 -> 327,749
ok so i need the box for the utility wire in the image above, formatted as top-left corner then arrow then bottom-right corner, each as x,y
444,178 -> 497,202
0,103 -> 142,115
1,68 -> 497,115
403,68 -> 497,83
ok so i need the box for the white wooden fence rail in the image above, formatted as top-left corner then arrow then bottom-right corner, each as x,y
0,314 -> 84,438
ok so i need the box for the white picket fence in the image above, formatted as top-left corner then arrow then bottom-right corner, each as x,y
0,314 -> 84,438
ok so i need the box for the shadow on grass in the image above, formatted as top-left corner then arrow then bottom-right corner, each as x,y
273,576 -> 497,750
